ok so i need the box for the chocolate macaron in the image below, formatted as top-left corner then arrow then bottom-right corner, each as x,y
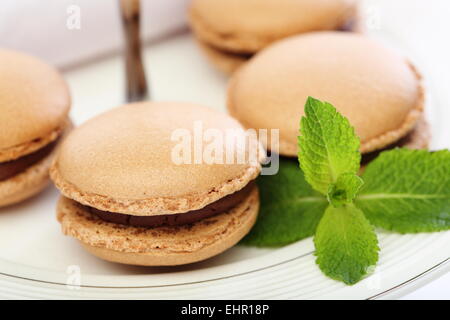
189,0 -> 360,73
0,49 -> 71,207
51,102 -> 262,266
228,32 -> 427,160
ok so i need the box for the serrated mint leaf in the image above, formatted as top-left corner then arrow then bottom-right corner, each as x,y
328,173 -> 364,207
356,148 -> 450,233
298,97 -> 361,195
314,204 -> 379,285
241,158 -> 328,247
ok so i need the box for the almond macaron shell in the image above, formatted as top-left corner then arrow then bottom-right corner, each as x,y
51,102 -> 261,216
189,0 -> 358,54
228,32 -> 424,156
0,49 -> 71,207
0,155 -> 54,207
0,49 -> 71,162
57,187 -> 259,266
0,119 -> 73,207
196,39 -> 249,75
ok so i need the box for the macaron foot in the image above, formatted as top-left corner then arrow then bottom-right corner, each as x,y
0,155 -> 52,208
57,186 -> 259,266
196,39 -> 249,75
0,122 -> 73,208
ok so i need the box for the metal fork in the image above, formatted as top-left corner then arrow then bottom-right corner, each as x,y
119,0 -> 149,102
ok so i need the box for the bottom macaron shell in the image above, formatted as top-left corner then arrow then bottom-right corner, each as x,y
195,11 -> 363,76
360,117 -> 430,171
57,186 -> 259,266
0,150 -> 53,207
196,17 -> 364,76
398,116 -> 430,149
197,39 -> 248,75
0,120 -> 73,208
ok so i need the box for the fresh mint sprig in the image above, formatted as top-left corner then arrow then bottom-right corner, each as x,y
314,203 -> 379,285
243,97 -> 450,285
298,97 -> 361,196
356,148 -> 450,233
299,97 -> 378,284
241,158 -> 328,247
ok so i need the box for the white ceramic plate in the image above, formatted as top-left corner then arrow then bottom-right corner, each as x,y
0,28 -> 449,299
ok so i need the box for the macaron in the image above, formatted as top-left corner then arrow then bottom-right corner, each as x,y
227,32 -> 426,159
0,49 -> 71,207
189,0 -> 360,73
51,102 -> 262,266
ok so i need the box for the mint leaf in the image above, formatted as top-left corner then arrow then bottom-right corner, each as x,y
328,173 -> 364,207
241,158 -> 328,247
245,97 -> 450,287
314,204 -> 379,285
298,97 -> 361,195
356,148 -> 450,233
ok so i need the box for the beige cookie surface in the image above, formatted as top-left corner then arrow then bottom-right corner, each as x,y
57,186 -> 259,266
189,0 -> 358,53
0,49 -> 70,161
51,102 -> 262,216
195,14 -> 364,76
228,32 -> 424,157
360,117 -> 430,168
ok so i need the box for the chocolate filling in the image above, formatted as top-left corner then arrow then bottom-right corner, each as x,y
88,181 -> 255,228
0,139 -> 58,181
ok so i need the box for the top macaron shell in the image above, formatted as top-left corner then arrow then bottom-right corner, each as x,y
0,49 -> 71,161
189,0 -> 358,53
228,32 -> 424,156
51,102 -> 261,216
